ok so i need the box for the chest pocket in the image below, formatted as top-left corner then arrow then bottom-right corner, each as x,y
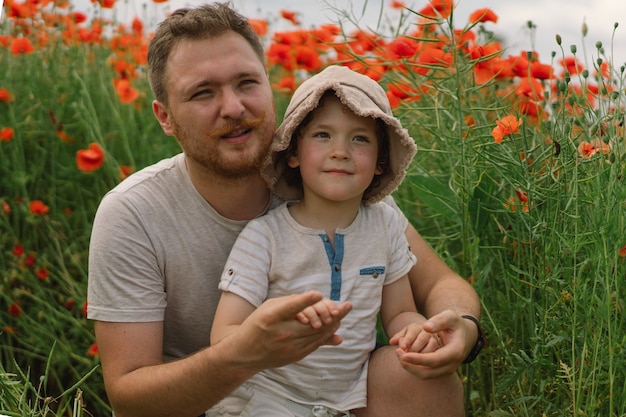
359,266 -> 385,279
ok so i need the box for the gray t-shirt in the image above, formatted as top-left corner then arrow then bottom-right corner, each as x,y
87,152 -> 409,363
87,153 -> 279,361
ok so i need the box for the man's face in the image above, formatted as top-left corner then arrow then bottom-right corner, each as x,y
154,32 -> 276,179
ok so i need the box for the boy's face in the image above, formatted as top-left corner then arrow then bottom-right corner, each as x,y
288,95 -> 382,205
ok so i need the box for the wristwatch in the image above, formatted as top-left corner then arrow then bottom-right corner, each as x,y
461,315 -> 485,364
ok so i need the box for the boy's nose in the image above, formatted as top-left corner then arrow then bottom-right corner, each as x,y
330,142 -> 350,159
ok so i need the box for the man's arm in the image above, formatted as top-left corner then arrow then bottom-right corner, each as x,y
96,291 -> 351,417
398,224 -> 482,377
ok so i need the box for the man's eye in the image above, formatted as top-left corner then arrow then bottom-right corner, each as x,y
191,89 -> 213,99
240,79 -> 258,87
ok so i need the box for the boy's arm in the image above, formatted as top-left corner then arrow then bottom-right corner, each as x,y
211,291 -> 256,345
381,275 -> 439,353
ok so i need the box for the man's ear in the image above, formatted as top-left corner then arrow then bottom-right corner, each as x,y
153,100 -> 174,136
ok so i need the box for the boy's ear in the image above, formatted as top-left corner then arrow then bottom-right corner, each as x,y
375,162 -> 384,176
287,153 -> 300,168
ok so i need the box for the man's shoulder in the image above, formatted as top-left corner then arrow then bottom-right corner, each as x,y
94,154 -> 185,220
109,154 -> 182,195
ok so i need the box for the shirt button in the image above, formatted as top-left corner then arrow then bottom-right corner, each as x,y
227,268 -> 234,276
372,272 -> 379,278
334,265 -> 340,271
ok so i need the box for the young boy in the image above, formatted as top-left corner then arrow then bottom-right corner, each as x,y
210,65 -> 440,416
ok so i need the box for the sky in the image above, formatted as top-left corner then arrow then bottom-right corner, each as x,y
3,0 -> 624,67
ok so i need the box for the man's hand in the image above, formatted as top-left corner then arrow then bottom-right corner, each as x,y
229,291 -> 352,371
392,310 -> 476,379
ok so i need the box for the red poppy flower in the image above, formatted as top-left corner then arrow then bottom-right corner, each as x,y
29,200 -> 49,215
530,61 -> 553,80
72,11 -> 88,24
10,37 -> 35,55
36,267 -> 49,281
56,130 -> 74,143
64,298 -> 77,310
266,43 -> 294,70
86,342 -> 99,357
280,10 -> 300,25
491,115 -> 522,144
559,56 -> 583,75
386,36 -> 419,59
114,78 -> 140,104
8,301 -> 22,318
24,252 -> 36,268
619,245 -> 626,257
12,243 -> 24,257
76,142 -> 105,172
416,46 -> 452,69
504,190 -> 530,212
0,88 -> 13,103
248,18 -> 268,36
386,90 -> 402,109
0,127 -> 14,141
92,0 -> 116,8
418,0 -> 453,19
295,45 -> 322,71
119,165 -> 134,180
390,1 -> 407,8
469,8 -> 498,24
516,77 -> 545,102
273,75 -> 295,93
577,139 -> 610,158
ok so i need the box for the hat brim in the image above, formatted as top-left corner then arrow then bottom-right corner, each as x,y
262,65 -> 417,205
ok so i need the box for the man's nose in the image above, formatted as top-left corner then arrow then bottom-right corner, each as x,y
219,88 -> 245,119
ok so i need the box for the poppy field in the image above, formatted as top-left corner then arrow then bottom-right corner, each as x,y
1,0 -> 625,416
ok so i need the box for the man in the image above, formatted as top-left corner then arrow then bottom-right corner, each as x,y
87,3 -> 481,417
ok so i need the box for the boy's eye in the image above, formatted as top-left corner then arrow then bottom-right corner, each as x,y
312,131 -> 330,138
353,135 -> 370,143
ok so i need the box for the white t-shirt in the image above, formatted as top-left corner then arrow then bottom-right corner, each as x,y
219,202 -> 416,411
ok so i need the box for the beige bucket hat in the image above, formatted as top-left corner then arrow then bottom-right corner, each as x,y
262,65 -> 417,205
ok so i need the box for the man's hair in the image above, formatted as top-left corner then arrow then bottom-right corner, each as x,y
277,90 -> 391,199
147,2 -> 265,105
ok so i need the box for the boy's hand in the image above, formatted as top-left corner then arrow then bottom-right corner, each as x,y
295,298 -> 352,329
389,322 -> 442,353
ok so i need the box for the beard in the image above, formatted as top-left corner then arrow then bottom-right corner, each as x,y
172,111 -> 275,180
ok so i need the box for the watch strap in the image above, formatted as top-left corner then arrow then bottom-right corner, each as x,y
461,315 -> 484,364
